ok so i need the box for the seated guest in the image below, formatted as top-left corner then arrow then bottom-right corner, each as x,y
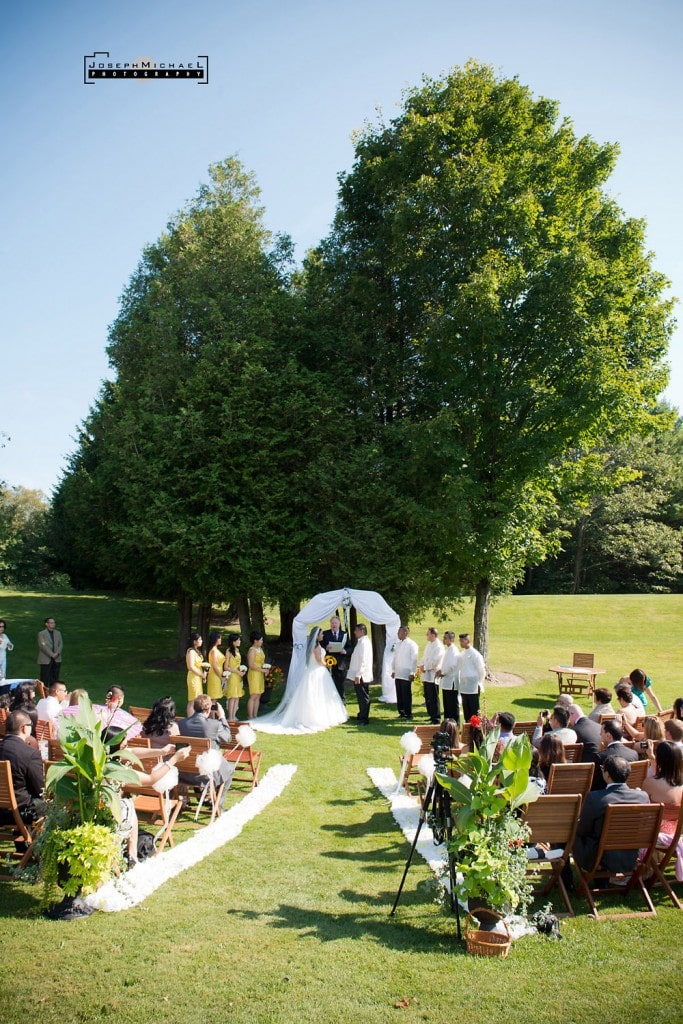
674,698 -> 683,722
0,711 -> 44,825
642,742 -> 683,882
142,697 -> 181,748
633,716 -> 665,745
537,733 -> 567,783
178,694 -> 235,807
9,682 -> 39,735
588,687 -> 615,723
533,706 -> 577,748
495,711 -> 516,747
614,684 -> 641,738
439,718 -> 460,751
573,756 -> 650,877
68,688 -> 89,707
36,680 -> 68,726
567,703 -> 601,763
592,720 -> 638,790
664,720 -> 683,750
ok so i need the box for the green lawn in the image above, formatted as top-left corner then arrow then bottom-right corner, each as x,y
1,590 -> 682,1024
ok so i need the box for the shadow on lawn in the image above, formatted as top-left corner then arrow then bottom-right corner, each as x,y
235,900 -> 460,954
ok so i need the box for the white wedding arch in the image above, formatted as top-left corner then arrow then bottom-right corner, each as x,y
289,587 -> 400,703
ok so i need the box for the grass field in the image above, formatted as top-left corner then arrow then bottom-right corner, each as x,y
0,590 -> 682,1024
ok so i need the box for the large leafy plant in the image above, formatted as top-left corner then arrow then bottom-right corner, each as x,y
45,695 -> 140,827
435,728 -> 539,913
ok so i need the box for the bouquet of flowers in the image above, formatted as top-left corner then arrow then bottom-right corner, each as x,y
324,654 -> 337,668
266,665 -> 284,689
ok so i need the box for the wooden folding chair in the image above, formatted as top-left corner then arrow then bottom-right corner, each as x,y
124,782 -> 183,854
657,708 -> 674,722
562,743 -> 584,763
0,708 -> 8,738
574,802 -> 663,919
547,762 -> 594,804
224,721 -> 262,790
648,801 -> 683,910
626,760 -> 649,790
598,712 -> 617,724
398,725 -> 441,796
562,653 -> 596,697
173,736 -> 225,823
512,721 -> 537,741
0,761 -> 43,877
523,794 -> 581,915
35,719 -> 54,744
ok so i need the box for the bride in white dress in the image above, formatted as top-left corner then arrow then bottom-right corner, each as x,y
252,626 -> 348,735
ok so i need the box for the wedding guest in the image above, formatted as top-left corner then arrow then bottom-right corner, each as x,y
627,668 -> 662,713
615,684 -> 641,738
588,687 -> 615,723
0,711 -> 44,825
439,718 -> 460,750
391,625 -> 419,721
457,633 -> 486,721
532,706 -> 577,748
642,742 -> 683,881
224,634 -> 246,721
674,698 -> 683,721
436,631 -> 460,724
537,733 -> 567,783
206,631 -> 226,707
246,631 -> 267,720
419,628 -> 444,725
141,696 -> 180,748
664,720 -> 683,750
37,616 -> 63,686
9,682 -> 38,735
36,680 -> 68,727
495,710 -> 516,747
68,688 -> 89,706
185,632 -> 206,717
0,620 -> 14,679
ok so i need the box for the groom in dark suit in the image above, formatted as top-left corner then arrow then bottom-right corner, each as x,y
321,615 -> 349,702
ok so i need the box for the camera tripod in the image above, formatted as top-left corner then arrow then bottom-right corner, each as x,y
389,767 -> 462,940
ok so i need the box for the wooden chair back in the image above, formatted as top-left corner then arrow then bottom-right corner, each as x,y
35,719 -> 54,743
562,742 -> 584,763
35,681 -> 47,700
0,707 -> 7,737
572,653 -> 594,669
512,721 -> 537,741
129,707 -> 152,723
657,708 -> 675,722
523,793 -> 581,915
0,761 -> 40,877
547,762 -> 594,803
575,802 -> 663,918
598,712 -> 617,724
626,760 -> 649,789
173,735 -> 223,821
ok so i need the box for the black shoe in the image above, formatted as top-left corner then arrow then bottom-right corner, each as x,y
357,719 -> 369,726
430,719 -> 440,725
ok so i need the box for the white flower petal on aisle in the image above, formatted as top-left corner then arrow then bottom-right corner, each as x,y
85,764 -> 297,913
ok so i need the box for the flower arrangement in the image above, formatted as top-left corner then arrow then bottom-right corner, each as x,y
435,727 -> 538,914
266,665 -> 284,689
324,654 -> 337,668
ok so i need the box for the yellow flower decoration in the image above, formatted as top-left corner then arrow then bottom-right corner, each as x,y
325,655 -> 337,667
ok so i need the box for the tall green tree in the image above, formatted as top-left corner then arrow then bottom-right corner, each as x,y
316,61 -> 674,658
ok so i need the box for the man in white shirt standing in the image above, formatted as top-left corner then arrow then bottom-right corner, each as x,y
420,628 -> 444,725
457,633 -> 485,723
391,626 -> 419,721
346,624 -> 373,726
436,630 -> 460,724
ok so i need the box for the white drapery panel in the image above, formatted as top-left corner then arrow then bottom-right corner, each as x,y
289,587 -> 400,702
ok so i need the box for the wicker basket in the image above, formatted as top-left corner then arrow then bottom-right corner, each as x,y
464,909 -> 512,958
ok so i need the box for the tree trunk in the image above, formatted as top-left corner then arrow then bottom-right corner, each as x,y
235,594 -> 251,641
277,598 -> 299,643
370,621 -> 386,685
176,591 -> 193,660
196,602 -> 213,646
250,596 -> 265,637
572,520 -> 586,594
349,605 -> 358,633
473,578 -> 491,666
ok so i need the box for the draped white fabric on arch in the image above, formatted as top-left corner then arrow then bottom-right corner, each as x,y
288,588 -> 400,703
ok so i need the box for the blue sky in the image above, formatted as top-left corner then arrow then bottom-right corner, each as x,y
2,0 -> 682,494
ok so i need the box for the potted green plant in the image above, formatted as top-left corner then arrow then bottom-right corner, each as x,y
435,727 -> 540,922
40,695 -> 140,917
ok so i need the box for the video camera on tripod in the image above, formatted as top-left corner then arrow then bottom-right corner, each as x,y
430,729 -> 453,772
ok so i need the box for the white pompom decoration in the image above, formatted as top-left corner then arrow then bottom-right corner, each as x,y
236,724 -> 256,748
417,753 -> 435,780
152,765 -> 179,793
196,749 -> 223,775
400,731 -> 422,755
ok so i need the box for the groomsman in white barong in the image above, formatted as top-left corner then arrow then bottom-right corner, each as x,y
419,628 -> 444,725
436,631 -> 460,724
391,626 -> 419,720
346,624 -> 373,725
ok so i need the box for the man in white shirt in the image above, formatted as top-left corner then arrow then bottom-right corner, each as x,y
346,624 -> 373,725
391,626 -> 419,720
436,631 -> 460,724
35,680 -> 68,726
420,628 -> 444,725
457,633 -> 486,722
532,705 -> 578,748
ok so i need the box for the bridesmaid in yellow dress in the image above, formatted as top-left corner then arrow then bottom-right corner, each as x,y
206,631 -> 226,710
185,632 -> 206,716
247,630 -> 268,719
224,634 -> 246,721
